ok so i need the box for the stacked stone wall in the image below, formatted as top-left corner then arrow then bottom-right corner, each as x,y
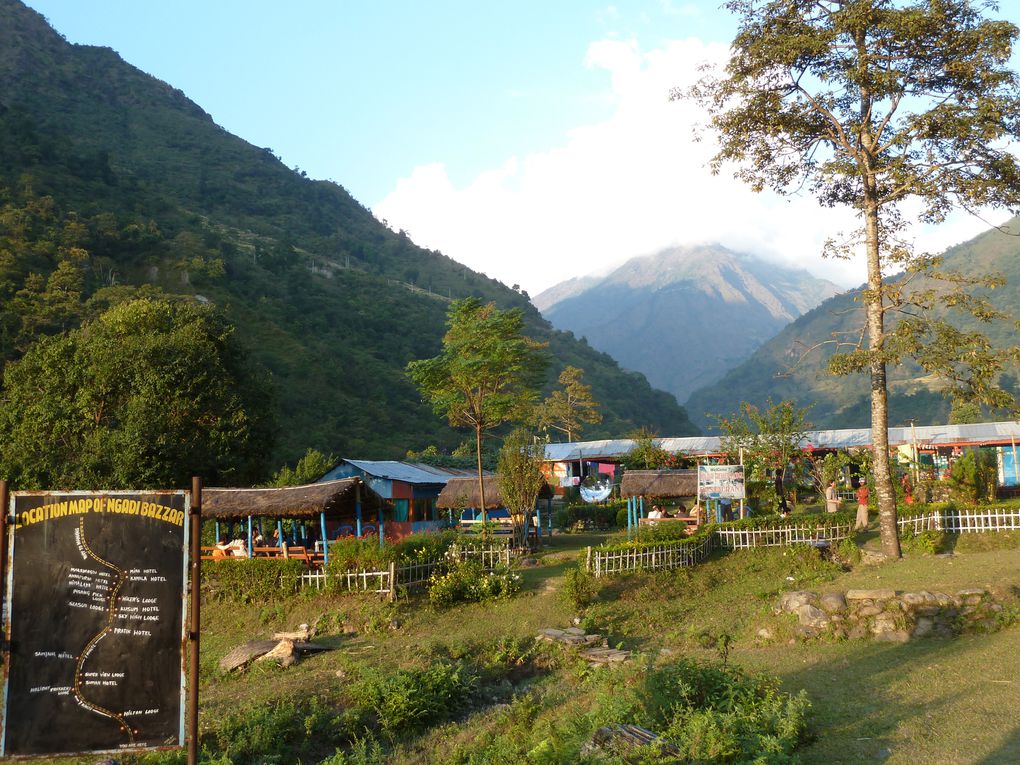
775,588 -> 1007,642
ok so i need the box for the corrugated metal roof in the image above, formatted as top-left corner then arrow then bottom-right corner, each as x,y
341,459 -> 463,485
543,421 -> 1020,460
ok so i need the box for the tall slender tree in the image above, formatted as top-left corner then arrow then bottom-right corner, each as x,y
538,365 -> 602,442
686,0 -> 1020,557
407,298 -> 546,522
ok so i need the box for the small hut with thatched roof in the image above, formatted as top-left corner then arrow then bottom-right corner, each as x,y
619,470 -> 697,501
436,475 -> 555,535
204,478 -> 389,562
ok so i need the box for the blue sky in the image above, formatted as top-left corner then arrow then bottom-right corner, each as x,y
23,1 -> 1019,294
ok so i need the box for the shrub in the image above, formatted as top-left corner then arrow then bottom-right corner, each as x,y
351,661 -> 477,734
562,567 -> 599,610
204,559 -> 304,604
836,537 -> 862,565
428,559 -> 521,608
901,528 -> 946,555
947,449 -> 998,505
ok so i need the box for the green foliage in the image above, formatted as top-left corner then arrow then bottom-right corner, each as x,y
407,298 -> 548,516
553,501 -> 625,531
715,398 -> 811,510
622,427 -> 677,470
428,559 -> 521,608
901,528 -> 946,555
204,559 -> 304,604
562,567 -> 599,611
270,447 -> 335,487
351,661 -> 477,734
947,448 -> 998,505
536,365 -> 602,441
836,537 -> 862,566
497,428 -> 547,547
211,695 -> 358,764
0,297 -> 274,488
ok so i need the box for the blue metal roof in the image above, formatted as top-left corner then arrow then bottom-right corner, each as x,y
340,459 -> 463,485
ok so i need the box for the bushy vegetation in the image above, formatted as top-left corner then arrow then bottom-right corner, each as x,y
553,501 -> 625,531
204,559 -> 305,604
429,560 -> 522,608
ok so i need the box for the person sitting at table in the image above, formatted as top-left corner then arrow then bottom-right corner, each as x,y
252,529 -> 264,547
648,504 -> 665,520
676,503 -> 687,516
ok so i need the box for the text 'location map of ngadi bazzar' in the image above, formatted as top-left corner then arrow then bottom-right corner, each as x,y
2,492 -> 188,757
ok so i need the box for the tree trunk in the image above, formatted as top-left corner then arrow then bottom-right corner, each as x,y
475,423 -> 487,526
863,199 -> 902,559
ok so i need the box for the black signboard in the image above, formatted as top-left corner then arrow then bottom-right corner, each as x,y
2,491 -> 189,758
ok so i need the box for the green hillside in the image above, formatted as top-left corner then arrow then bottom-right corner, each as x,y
684,220 -> 1020,431
0,0 -> 696,470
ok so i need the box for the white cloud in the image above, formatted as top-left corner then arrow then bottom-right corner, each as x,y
374,37 -> 1010,296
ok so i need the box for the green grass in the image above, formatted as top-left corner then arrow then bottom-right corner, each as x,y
27,528 -> 1020,764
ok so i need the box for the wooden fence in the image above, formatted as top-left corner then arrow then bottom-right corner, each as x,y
586,520 -> 853,578
296,543 -> 514,598
587,534 -> 715,578
715,521 -> 854,549
897,507 -> 1020,534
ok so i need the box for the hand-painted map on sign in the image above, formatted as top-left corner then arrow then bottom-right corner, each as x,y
2,492 -> 189,758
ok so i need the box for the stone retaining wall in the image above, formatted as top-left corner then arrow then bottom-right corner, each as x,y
775,588 -> 1006,642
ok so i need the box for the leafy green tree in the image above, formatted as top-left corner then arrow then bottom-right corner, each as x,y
0,298 -> 275,489
270,448 -> 335,487
497,428 -> 548,549
623,428 -> 674,470
538,365 -> 602,442
687,0 -> 1020,558
716,399 -> 810,513
407,298 -> 546,521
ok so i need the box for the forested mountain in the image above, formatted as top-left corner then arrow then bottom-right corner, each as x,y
0,0 -> 696,471
683,221 -> 1020,431
535,245 -> 841,402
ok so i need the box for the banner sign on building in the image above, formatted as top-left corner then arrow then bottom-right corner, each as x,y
697,464 -> 745,500
2,491 -> 189,758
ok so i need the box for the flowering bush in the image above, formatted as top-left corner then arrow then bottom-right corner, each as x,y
428,559 -> 521,608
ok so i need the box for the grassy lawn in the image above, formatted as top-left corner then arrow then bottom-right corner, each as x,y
30,528 -> 1020,764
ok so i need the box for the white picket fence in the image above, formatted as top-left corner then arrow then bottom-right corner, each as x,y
715,521 -> 855,549
296,543 -> 514,598
586,520 -> 854,578
897,507 -> 1020,534
587,534 -> 715,577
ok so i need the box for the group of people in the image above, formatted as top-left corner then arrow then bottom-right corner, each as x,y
824,479 -> 871,531
212,527 -> 284,558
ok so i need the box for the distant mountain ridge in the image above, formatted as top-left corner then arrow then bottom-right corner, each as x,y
682,220 -> 1020,431
0,0 -> 698,466
535,245 -> 842,402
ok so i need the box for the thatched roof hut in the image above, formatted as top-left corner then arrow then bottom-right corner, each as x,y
203,478 -> 388,520
436,476 -> 554,510
620,470 -> 697,499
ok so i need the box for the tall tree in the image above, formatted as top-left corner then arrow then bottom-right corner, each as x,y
687,0 -> 1020,558
716,399 -> 811,513
497,428 -> 548,549
407,298 -> 547,521
0,297 -> 275,489
538,365 -> 602,441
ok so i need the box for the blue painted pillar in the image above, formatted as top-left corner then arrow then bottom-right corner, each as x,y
627,497 -> 633,539
276,518 -> 284,550
535,502 -> 542,538
246,516 -> 253,557
215,520 -> 220,542
378,509 -> 385,549
639,497 -> 645,519
356,503 -> 363,537
300,523 -> 307,542
319,511 -> 329,566
547,498 -> 552,534
258,517 -> 265,538
715,500 -> 722,524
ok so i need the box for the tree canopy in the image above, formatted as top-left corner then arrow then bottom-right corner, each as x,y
687,0 -> 1020,557
407,298 -> 547,519
497,428 -> 547,548
538,365 -> 602,442
0,297 -> 275,489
